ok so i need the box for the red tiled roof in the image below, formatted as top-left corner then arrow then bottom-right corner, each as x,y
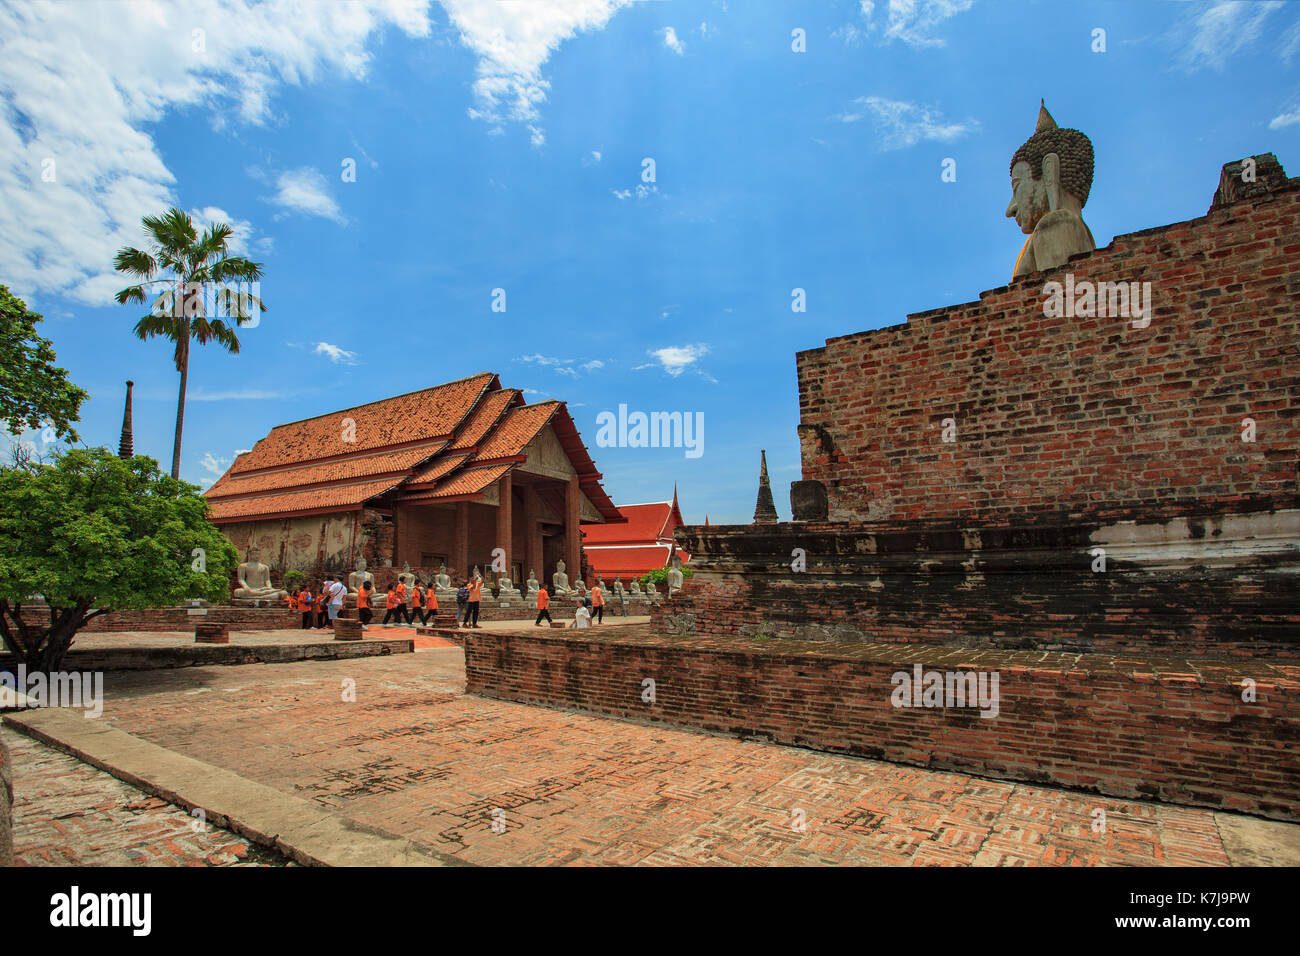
204,373 -> 622,525
475,401 -> 558,462
402,463 -> 512,501
584,544 -> 688,578
231,373 -> 494,473
449,388 -> 519,451
207,443 -> 445,499
207,477 -> 401,521
582,501 -> 678,545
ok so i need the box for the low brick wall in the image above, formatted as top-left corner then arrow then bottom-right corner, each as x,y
15,606 -> 299,632
464,628 -> 1300,821
0,733 -> 12,866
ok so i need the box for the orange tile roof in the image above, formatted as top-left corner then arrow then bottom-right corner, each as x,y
581,501 -> 680,544
474,401 -> 559,461
204,374 -> 622,525
207,443 -> 445,499
407,452 -> 473,487
231,372 -> 493,473
407,463 -> 513,501
207,477 -> 401,521
449,388 -> 518,451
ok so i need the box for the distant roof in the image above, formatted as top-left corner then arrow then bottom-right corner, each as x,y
581,494 -> 683,546
205,373 -> 621,524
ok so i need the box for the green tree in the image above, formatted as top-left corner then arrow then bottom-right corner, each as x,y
113,208 -> 266,479
0,448 -> 237,673
638,565 -> 693,589
0,285 -> 88,442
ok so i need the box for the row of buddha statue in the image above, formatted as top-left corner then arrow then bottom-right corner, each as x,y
234,548 -> 686,605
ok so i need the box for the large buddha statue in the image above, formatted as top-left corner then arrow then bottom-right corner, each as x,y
234,546 -> 287,601
1006,101 -> 1096,279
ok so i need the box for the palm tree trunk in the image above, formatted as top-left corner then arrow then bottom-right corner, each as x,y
171,326 -> 189,480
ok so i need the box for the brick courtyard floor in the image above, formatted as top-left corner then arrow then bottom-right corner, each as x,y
2,728 -> 291,866
10,645 -> 1283,866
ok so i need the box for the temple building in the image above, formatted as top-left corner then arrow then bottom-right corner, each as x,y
205,372 -> 623,585
580,488 -> 689,582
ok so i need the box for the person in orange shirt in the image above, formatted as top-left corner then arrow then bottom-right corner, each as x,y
411,580 -> 424,626
590,582 -> 605,624
394,578 -> 410,625
425,583 -> 439,621
357,581 -> 374,630
314,585 -> 329,630
464,575 -> 483,628
297,587 -> 314,630
534,584 -> 552,627
381,584 -> 399,626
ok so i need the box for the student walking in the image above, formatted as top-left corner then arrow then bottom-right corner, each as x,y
394,578 -> 410,625
324,575 -> 345,627
314,585 -> 329,629
357,581 -> 374,630
571,602 -> 591,629
411,581 -> 425,626
424,584 -> 439,623
382,584 -> 400,626
590,582 -> 604,624
534,585 -> 552,626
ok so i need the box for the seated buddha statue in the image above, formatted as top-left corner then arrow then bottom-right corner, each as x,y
234,546 -> 287,601
1006,101 -> 1096,279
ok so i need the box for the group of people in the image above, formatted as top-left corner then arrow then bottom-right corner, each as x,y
533,580 -> 606,629
287,576 -> 347,631
285,572 -> 616,633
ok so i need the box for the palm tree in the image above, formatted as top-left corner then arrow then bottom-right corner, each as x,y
114,208 -> 266,479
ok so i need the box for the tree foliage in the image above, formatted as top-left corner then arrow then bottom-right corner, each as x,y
0,285 -> 88,442
0,448 -> 237,672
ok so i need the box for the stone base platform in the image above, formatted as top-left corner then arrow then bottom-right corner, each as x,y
0,629 -> 413,673
15,605 -> 299,633
463,625 -> 1300,822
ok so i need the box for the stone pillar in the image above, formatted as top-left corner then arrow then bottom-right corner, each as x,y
454,502 -> 469,580
565,476 -> 581,583
495,472 -> 512,582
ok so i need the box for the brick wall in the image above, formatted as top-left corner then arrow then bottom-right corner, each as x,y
653,515 -> 1300,661
464,628 -> 1300,821
13,606 -> 299,633
796,182 -> 1300,524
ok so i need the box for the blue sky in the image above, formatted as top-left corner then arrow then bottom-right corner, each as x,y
2,0 -> 1298,523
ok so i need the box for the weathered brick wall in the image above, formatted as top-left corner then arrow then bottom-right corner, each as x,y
13,606 -> 299,632
796,183 -> 1300,524
464,629 -> 1300,821
653,517 -> 1300,661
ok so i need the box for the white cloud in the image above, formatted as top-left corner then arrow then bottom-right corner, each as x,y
590,150 -> 603,163
200,451 -> 230,477
517,353 -> 604,376
1269,108 -> 1300,129
518,353 -> 570,366
581,360 -> 604,371
441,0 -> 635,136
611,183 -> 659,201
555,366 -> 578,377
839,96 -> 977,150
269,167 -> 347,225
314,342 -> 360,365
837,0 -> 972,49
1177,0 -> 1284,70
0,0 -> 432,305
661,26 -> 685,55
637,344 -> 709,377
698,22 -> 713,38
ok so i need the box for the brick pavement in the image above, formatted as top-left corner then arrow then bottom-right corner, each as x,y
48,646 -> 1291,867
1,728 -> 292,866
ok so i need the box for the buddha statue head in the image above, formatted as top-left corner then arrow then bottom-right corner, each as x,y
1006,101 -> 1097,277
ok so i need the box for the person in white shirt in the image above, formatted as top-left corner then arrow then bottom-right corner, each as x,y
572,605 -> 591,629
325,576 -> 346,625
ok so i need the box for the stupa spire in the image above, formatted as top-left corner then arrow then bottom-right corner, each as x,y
118,380 -> 134,459
752,449 -> 778,524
